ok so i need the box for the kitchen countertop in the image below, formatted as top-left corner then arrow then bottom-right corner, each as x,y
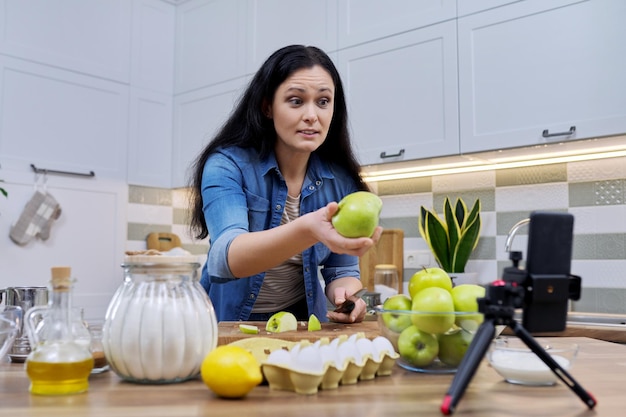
0,336 -> 623,416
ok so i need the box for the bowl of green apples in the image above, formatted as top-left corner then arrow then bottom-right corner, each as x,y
375,267 -> 486,374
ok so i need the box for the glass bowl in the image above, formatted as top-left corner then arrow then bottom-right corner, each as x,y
375,307 -> 483,373
0,308 -> 20,360
487,337 -> 578,386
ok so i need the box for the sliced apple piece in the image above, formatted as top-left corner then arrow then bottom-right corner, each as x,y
308,314 -> 322,332
265,311 -> 298,333
239,324 -> 260,334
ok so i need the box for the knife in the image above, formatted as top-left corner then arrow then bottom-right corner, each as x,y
333,288 -> 368,314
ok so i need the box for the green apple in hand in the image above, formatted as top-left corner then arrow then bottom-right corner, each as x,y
408,267 -> 453,299
438,329 -> 473,367
397,325 -> 439,367
411,287 -> 455,334
382,294 -> 413,333
331,191 -> 382,238
451,284 -> 485,331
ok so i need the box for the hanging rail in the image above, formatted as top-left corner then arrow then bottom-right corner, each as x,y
30,164 -> 95,178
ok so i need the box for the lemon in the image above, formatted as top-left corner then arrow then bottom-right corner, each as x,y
201,346 -> 263,398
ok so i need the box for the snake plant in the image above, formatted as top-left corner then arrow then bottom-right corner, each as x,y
418,197 -> 481,273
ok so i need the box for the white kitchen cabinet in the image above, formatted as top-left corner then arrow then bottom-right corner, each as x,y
458,0 -> 626,154
246,0 -> 337,72
0,56 -> 129,181
337,21 -> 459,166
127,0 -> 176,188
127,88 -> 173,188
130,0 -> 176,94
456,0 -> 522,17
0,172 -> 127,321
0,0 -> 132,84
175,0 -> 248,94
337,0 -> 456,48
172,77 -> 249,188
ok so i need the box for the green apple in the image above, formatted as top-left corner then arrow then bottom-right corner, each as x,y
266,311 -> 298,333
397,325 -> 439,367
451,284 -> 485,331
437,329 -> 473,367
308,314 -> 322,332
411,287 -> 455,334
408,267 -> 453,299
331,191 -> 382,238
381,294 -> 413,333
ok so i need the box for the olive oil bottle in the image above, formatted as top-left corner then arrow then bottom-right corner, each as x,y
25,267 -> 94,395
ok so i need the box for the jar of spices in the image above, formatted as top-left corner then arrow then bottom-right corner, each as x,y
102,253 -> 218,384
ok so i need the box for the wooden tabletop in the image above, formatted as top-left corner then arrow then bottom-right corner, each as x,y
0,337 -> 623,417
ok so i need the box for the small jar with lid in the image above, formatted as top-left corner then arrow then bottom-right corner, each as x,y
102,253 -> 218,384
374,264 -> 399,304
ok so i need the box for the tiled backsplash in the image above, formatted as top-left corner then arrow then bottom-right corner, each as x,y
127,156 -> 626,314
371,156 -> 626,314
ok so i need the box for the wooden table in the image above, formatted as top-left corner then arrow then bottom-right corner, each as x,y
0,337 -> 622,417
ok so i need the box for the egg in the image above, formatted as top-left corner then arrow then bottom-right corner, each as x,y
265,348 -> 292,367
372,336 -> 396,360
292,345 -> 325,374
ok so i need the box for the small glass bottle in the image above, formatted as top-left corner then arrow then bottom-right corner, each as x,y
24,267 -> 94,395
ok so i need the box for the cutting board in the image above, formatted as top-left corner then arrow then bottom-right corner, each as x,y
217,320 -> 381,346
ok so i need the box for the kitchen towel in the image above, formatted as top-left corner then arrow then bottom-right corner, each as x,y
9,190 -> 62,245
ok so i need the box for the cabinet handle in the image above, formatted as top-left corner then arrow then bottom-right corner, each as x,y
542,126 -> 576,138
380,149 -> 405,159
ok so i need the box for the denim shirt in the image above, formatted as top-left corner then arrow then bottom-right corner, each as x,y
199,146 -> 361,322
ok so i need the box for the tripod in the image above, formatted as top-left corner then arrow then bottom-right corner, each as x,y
440,280 -> 597,415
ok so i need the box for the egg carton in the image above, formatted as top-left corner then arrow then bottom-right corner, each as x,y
261,333 -> 399,395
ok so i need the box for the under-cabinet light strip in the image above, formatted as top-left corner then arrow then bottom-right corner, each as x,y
361,149 -> 626,182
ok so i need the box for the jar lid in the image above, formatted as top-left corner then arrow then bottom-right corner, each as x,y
375,264 -> 398,271
123,249 -> 199,265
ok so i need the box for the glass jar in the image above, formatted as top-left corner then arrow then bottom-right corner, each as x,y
102,256 -> 218,384
24,267 -> 94,395
374,264 -> 399,303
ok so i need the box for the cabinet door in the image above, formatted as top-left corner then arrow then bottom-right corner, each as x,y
247,0 -> 337,72
0,0 -> 132,83
175,0 -> 247,93
0,174 -> 127,321
337,0 -> 456,48
172,77 -> 248,188
127,88 -> 173,188
0,57 -> 129,180
458,0 -> 626,154
337,21 -> 459,166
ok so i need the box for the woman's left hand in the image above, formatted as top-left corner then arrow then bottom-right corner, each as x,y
309,202 -> 383,258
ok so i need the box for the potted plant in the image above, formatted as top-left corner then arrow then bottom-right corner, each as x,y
418,197 -> 481,274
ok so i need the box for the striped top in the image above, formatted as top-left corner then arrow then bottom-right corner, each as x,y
252,194 -> 305,313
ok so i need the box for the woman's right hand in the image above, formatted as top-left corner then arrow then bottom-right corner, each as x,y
308,202 -> 382,257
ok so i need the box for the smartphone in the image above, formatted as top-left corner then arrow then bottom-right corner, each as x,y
522,211 -> 574,333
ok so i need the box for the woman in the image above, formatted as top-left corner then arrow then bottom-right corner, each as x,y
188,45 -> 382,324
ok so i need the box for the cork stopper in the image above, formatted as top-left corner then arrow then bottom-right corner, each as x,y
50,266 -> 72,290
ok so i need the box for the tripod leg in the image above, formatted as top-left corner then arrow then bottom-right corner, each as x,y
440,318 -> 496,415
510,321 -> 597,409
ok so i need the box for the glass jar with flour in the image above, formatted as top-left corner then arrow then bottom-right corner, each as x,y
102,252 -> 218,384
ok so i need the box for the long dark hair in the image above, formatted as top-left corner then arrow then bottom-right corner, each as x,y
188,45 -> 367,240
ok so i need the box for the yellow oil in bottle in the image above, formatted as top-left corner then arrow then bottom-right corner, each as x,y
26,357 -> 94,395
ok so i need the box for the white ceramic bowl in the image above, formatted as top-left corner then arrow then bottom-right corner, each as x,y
487,337 -> 578,386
